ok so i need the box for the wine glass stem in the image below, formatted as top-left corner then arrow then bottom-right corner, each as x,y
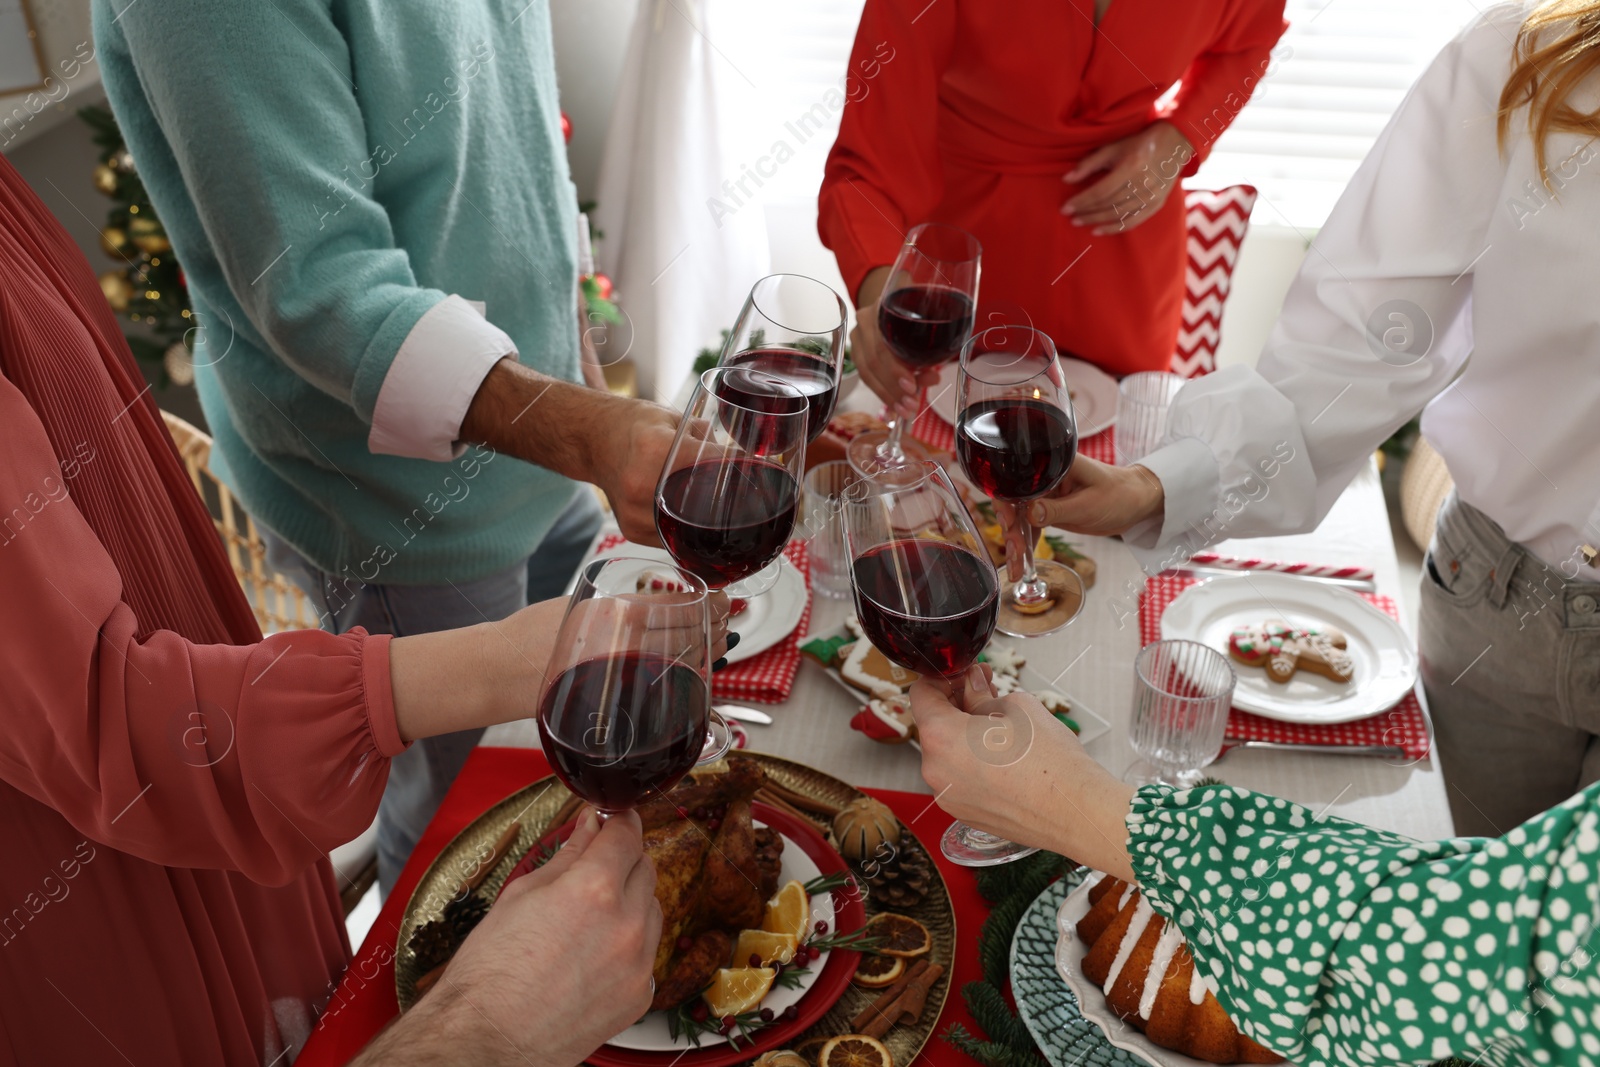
1012,512 -> 1047,603
880,412 -> 906,461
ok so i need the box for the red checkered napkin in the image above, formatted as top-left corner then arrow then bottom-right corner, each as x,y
1139,573 -> 1431,759
591,535 -> 812,705
906,403 -> 1117,464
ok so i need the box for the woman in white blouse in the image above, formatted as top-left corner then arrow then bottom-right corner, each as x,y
1029,0 -> 1600,836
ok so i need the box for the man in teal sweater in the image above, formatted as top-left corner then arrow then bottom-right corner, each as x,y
94,0 -> 676,893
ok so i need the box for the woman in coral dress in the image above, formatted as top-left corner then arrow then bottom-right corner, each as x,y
819,0 -> 1287,402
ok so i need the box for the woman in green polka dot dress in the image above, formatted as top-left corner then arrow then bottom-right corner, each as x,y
910,670 -> 1600,1066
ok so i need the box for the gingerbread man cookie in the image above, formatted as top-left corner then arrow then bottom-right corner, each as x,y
1228,620 -> 1354,684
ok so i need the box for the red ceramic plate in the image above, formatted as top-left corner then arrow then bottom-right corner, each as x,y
499,802 -> 866,1067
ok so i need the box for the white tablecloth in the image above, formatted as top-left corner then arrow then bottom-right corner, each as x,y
485,458 -> 1455,843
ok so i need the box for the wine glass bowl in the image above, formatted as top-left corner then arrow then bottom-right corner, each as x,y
955,324 -> 1085,638
718,273 -> 849,445
849,223 -> 980,477
535,556 -> 729,815
655,367 -> 808,595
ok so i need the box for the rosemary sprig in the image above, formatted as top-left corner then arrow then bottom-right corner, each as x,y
667,1003 -> 769,1049
802,870 -> 858,896
807,927 -> 883,954
772,965 -> 813,990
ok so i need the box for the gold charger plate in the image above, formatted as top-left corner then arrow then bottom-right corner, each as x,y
395,751 -> 956,1066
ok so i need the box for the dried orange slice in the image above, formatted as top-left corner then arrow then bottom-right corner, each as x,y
820,1034 -> 894,1067
734,929 -> 798,966
851,953 -> 905,988
863,913 -> 931,958
760,880 -> 810,941
795,1037 -> 831,1066
702,967 -> 775,1017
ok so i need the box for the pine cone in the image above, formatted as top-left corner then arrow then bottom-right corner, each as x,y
444,892 -> 490,941
861,846 -> 933,911
407,918 -> 457,973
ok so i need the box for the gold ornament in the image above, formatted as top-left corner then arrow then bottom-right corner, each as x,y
163,342 -> 195,387
111,149 -> 136,174
100,227 -> 129,258
831,796 -> 901,865
98,271 -> 133,312
93,164 -> 119,196
128,216 -> 171,255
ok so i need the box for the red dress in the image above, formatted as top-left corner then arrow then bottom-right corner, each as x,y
819,0 -> 1287,377
0,156 -> 403,1063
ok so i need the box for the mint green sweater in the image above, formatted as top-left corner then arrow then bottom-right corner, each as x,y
93,0 -> 582,584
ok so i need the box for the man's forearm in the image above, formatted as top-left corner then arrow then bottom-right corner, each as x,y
460,358 -> 624,480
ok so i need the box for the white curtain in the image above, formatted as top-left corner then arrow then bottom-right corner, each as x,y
595,0 -> 770,404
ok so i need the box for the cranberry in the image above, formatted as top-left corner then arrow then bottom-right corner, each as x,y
781,1006 -> 800,1022
677,935 -> 694,952
707,818 -> 722,831
721,1016 -> 737,1031
748,953 -> 762,967
759,1007 -> 775,1023
814,920 -> 829,935
690,1002 -> 709,1023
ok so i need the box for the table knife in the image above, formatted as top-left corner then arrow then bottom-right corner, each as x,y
714,704 -> 773,726
1218,738 -> 1406,759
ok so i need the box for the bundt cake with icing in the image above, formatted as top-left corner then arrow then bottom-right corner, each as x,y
1075,876 -> 1281,1064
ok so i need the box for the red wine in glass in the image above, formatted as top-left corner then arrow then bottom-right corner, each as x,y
956,398 -> 1078,500
878,285 -> 976,370
851,538 -> 998,679
536,652 -> 708,811
656,457 -> 800,587
724,347 -> 839,443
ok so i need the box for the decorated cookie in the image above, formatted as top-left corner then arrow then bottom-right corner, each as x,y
986,645 -> 1026,677
993,672 -> 1021,696
843,613 -> 865,639
1228,619 -> 1354,684
840,638 -> 920,700
849,695 -> 916,744
1034,690 -> 1071,715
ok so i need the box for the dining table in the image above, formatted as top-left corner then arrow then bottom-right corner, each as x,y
295,440 -> 1452,1064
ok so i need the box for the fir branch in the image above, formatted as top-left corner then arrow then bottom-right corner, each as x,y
940,1023 -> 1046,1067
964,981 -> 1037,1051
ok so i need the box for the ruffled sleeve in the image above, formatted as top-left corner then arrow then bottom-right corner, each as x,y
0,372 -> 403,886
1125,783 -> 1600,1067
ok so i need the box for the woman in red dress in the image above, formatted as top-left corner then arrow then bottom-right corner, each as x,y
820,0 -> 1287,401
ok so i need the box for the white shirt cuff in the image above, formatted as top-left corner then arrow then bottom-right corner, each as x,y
1123,436 -> 1221,573
368,295 -> 513,462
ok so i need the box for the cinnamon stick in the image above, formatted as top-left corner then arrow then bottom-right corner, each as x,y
762,779 -> 843,818
851,958 -> 930,1031
549,794 -> 586,832
463,820 -> 522,893
860,962 -> 945,1039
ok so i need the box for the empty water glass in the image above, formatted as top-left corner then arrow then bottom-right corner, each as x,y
1115,371 -> 1184,466
800,461 -> 858,598
1125,639 -> 1236,786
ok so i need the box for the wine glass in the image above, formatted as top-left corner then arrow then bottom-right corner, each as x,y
655,367 -> 808,596
717,273 -> 848,444
535,555 -> 732,816
841,461 -> 1035,866
848,223 -> 981,479
955,324 -> 1086,638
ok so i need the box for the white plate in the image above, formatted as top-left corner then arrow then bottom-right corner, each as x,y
586,543 -> 807,665
606,821 -> 834,1051
930,356 -> 1120,439
1053,874 -> 1257,1067
1159,573 -> 1418,725
805,628 -> 1114,749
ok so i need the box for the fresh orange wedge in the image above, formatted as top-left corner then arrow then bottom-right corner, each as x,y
702,967 -> 775,1017
734,929 -> 798,967
760,880 -> 810,941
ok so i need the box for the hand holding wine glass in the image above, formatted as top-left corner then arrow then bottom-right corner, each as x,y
956,325 -> 1085,637
847,224 -> 980,478
535,556 -> 731,816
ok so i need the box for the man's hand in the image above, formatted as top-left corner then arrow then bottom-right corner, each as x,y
850,265 -> 941,414
461,359 -> 678,546
1062,121 -> 1194,235
1021,455 -> 1165,537
352,810 -> 662,1067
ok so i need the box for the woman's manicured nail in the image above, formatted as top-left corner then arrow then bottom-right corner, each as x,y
725,631 -> 741,651
712,657 -> 729,672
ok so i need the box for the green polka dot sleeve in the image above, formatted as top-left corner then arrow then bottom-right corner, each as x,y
1125,782 -> 1600,1067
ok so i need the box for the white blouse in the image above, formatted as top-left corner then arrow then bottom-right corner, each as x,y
1130,0 -> 1600,578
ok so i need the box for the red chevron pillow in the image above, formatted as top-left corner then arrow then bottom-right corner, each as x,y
1172,184 -> 1258,378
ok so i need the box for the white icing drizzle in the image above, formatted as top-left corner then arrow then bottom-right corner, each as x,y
1189,964 -> 1207,1004
1104,897 -> 1155,993
1138,922 -> 1187,1020
1117,883 -> 1137,911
